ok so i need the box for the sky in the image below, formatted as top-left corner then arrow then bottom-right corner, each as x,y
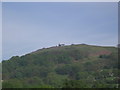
2,2 -> 118,60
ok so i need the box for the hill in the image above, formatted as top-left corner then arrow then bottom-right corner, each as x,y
2,44 -> 119,88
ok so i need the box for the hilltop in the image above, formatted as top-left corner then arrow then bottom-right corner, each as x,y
2,44 -> 119,88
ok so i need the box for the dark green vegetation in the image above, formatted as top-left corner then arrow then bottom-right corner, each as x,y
2,44 -> 119,88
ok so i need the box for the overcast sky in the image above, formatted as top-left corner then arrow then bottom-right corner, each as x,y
2,2 -> 118,60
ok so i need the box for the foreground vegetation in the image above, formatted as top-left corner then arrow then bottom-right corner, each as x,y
2,44 -> 119,88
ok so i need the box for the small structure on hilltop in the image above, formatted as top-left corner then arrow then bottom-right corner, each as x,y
71,44 -> 75,45
58,44 -> 65,47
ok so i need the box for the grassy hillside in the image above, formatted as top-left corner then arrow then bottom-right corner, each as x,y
2,44 -> 119,88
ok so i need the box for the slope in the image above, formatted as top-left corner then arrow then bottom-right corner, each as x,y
2,44 -> 119,88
